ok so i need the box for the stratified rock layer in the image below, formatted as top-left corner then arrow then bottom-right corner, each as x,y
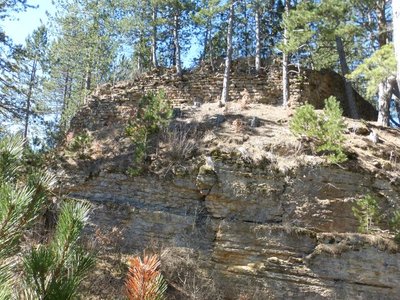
57,64 -> 400,299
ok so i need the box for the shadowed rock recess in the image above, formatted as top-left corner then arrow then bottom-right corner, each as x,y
56,63 -> 400,299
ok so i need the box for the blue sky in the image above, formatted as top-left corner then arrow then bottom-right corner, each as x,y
3,0 -> 54,44
3,0 -> 198,66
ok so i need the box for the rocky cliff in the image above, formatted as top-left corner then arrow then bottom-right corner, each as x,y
55,64 -> 400,299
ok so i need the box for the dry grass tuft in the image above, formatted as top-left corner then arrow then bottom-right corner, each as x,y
162,123 -> 199,161
160,248 -> 221,300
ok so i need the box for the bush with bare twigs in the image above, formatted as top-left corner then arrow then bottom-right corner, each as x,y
160,249 -> 221,300
163,123 -> 199,161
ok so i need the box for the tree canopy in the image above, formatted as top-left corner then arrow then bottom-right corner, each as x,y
0,0 -> 399,143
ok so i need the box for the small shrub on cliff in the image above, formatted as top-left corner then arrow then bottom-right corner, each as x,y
389,211 -> 400,242
290,103 -> 319,137
352,195 -> 380,234
125,253 -> 167,300
67,131 -> 93,159
126,92 -> 173,176
290,97 -> 347,163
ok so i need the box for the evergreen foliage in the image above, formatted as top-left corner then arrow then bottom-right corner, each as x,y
352,194 -> 380,234
348,44 -> 397,99
46,0 -> 118,134
125,254 -> 167,300
0,1 -> 36,126
67,131 -> 93,159
290,97 -> 347,163
23,200 -> 95,299
0,135 -> 94,298
289,103 -> 319,138
389,210 -> 400,243
282,0 -> 361,70
0,0 -> 398,139
125,92 -> 172,176
0,135 -> 55,297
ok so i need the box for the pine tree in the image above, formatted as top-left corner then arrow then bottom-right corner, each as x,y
352,195 -> 380,234
47,0 -> 118,132
282,0 -> 290,107
0,135 -> 54,297
125,254 -> 167,300
163,0 -> 197,74
0,1 -> 35,127
393,0 -> 400,93
193,0 -> 223,67
283,0 -> 360,118
23,201 -> 96,299
0,135 -> 95,298
19,25 -> 49,144
219,0 -> 235,107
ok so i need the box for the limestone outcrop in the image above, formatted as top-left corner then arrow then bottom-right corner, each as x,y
55,64 -> 400,299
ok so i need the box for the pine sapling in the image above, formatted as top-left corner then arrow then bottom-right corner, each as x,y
125,253 -> 167,300
352,195 -> 380,234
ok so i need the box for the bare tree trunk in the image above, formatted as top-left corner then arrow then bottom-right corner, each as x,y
220,1 -> 235,107
255,7 -> 261,73
377,78 -> 394,126
201,20 -> 211,63
171,37 -> 176,67
375,0 -> 391,125
152,6 -> 158,68
85,69 -> 91,101
67,73 -> 73,100
62,70 -> 70,114
209,26 -> 215,71
242,1 -> 250,57
394,96 -> 400,126
23,59 -> 38,143
376,1 -> 388,47
282,0 -> 290,107
393,0 -> 400,91
137,55 -> 142,73
335,36 -> 359,119
137,30 -> 144,73
173,12 -> 182,76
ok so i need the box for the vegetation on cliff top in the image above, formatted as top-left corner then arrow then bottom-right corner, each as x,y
290,97 -> 347,164
1,0 -> 400,147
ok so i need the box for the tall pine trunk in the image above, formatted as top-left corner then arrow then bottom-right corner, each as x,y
376,1 -> 388,47
201,20 -> 211,63
209,26 -> 215,71
393,0 -> 400,91
335,36 -> 359,119
220,1 -> 235,107
84,68 -> 91,104
394,96 -> 400,126
376,0 -> 390,125
137,32 -> 144,73
62,70 -> 70,114
282,0 -> 290,107
152,6 -> 158,68
377,79 -> 394,126
173,12 -> 182,76
23,59 -> 38,143
255,8 -> 261,73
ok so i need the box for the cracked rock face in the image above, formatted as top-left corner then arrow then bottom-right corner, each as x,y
60,159 -> 400,299
56,65 -> 399,299
196,164 -> 218,195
